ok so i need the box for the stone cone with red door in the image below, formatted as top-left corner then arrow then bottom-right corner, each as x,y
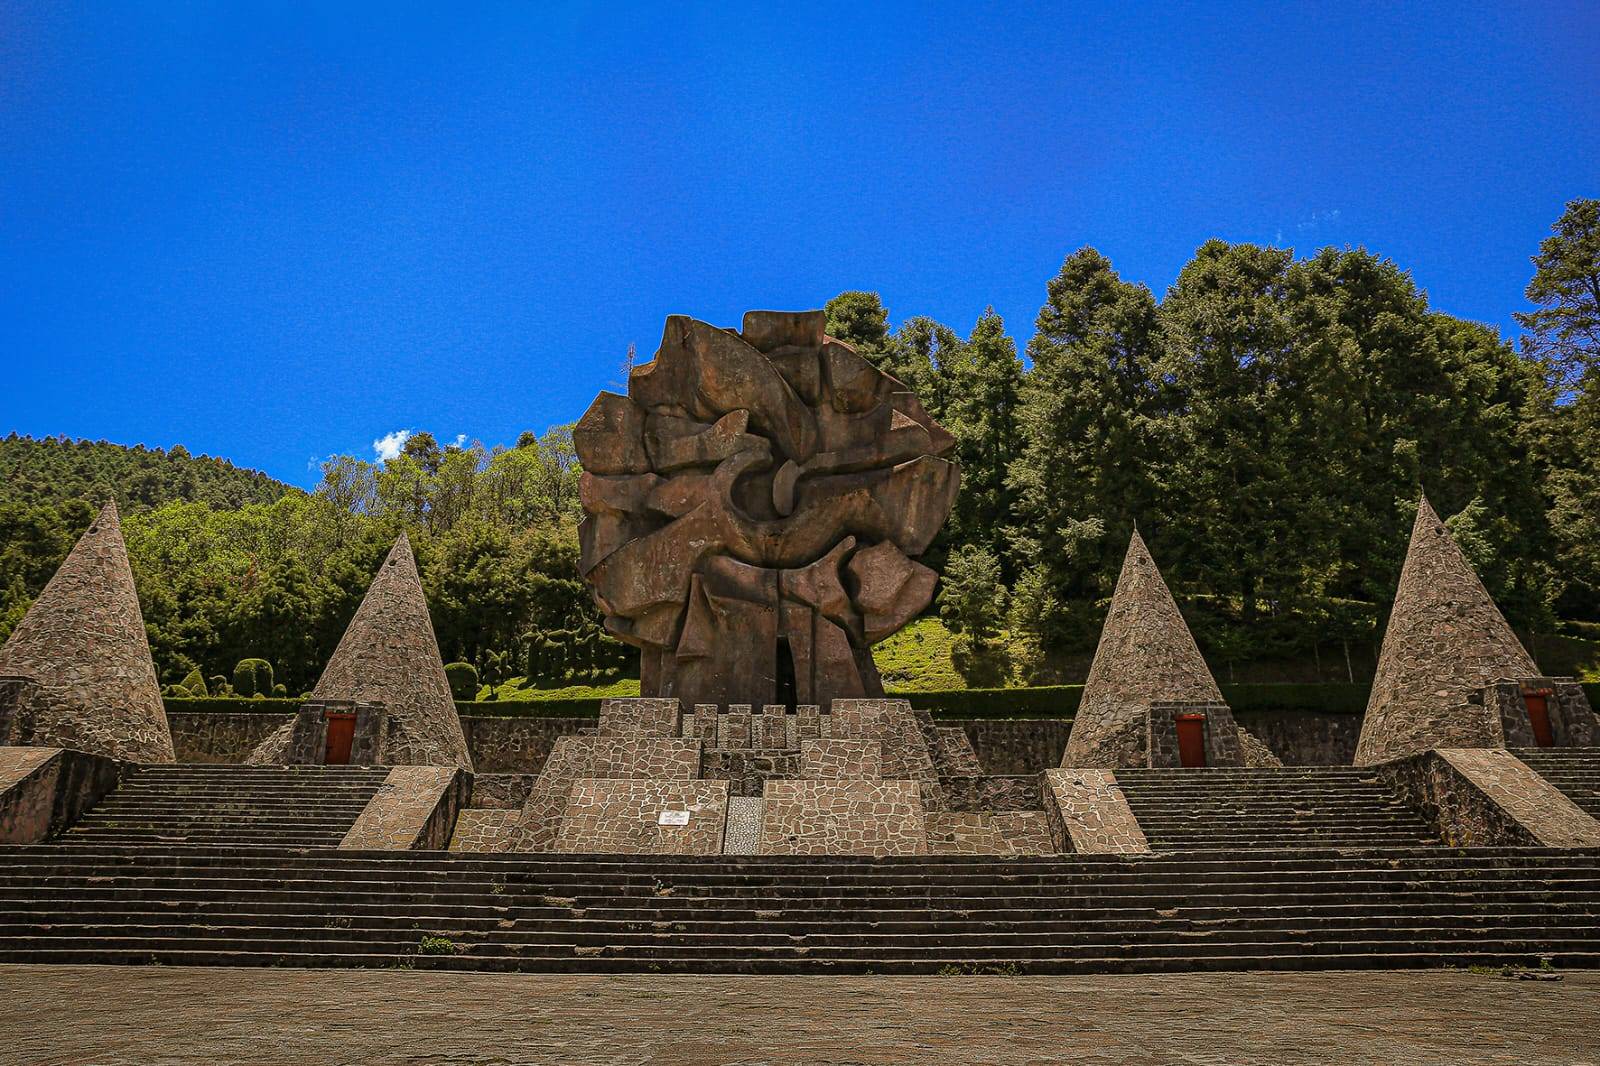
1062,529 -> 1258,769
307,534 -> 473,772
1354,496 -> 1542,766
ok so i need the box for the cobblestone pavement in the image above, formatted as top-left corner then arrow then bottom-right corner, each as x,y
1,965 -> 1597,1065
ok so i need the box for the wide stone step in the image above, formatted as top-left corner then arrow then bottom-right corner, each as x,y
3,945 -> 1592,976
0,931 -> 1593,967
9,882 -> 1596,915
0,843 -> 1593,975
7,844 -> 1595,877
5,891 -> 1594,920
5,919 -> 1593,956
67,820 -> 367,831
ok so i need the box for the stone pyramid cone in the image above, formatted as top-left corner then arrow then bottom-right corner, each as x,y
1354,496 -> 1539,765
311,533 -> 472,771
1062,529 -> 1226,768
0,500 -> 174,762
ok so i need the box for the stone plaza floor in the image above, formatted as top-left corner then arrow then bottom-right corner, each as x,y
1,964 -> 1597,1065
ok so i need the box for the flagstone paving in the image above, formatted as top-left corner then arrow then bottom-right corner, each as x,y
0,965 -> 1596,1065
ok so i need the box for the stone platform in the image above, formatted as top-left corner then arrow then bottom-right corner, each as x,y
2,965 -> 1596,1065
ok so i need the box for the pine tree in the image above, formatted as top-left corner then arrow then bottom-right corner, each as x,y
1006,248 -> 1159,668
942,309 -> 1022,570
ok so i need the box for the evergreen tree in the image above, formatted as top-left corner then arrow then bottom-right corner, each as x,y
824,291 -> 892,361
1516,198 -> 1600,389
941,309 -> 1022,569
1006,248 -> 1159,670
938,544 -> 1011,687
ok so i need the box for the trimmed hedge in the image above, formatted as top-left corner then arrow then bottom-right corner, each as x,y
455,698 -> 602,718
232,658 -> 273,699
444,662 -> 480,701
163,682 -> 1600,722
165,697 -> 302,714
1222,682 -> 1370,715
890,686 -> 1083,719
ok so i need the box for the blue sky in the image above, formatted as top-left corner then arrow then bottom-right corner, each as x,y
3,2 -> 1596,488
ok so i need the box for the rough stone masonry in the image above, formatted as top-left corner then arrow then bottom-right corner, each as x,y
0,500 -> 173,763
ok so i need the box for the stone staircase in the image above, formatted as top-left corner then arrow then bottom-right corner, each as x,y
0,845 -> 1593,973
60,765 -> 390,847
1513,748 -> 1600,820
1113,767 -> 1441,851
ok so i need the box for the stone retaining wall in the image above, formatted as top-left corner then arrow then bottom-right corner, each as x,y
167,707 -> 1372,772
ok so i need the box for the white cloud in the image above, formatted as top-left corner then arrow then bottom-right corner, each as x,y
372,429 -> 413,463
453,433 -> 467,448
1297,209 -> 1342,232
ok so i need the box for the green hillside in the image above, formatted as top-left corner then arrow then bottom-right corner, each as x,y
0,434 -> 295,513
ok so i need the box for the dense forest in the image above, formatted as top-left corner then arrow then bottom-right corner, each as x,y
2,199 -> 1597,693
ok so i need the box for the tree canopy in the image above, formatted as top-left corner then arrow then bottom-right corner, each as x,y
3,201 -> 1597,690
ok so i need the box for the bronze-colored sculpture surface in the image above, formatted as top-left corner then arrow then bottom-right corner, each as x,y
574,310 -> 958,709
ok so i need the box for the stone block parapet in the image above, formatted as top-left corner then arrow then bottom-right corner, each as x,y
925,811 -> 1054,855
0,746 -> 122,844
800,738 -> 881,779
1042,769 -> 1150,854
1380,748 -> 1600,848
758,779 -> 927,856
448,809 -> 529,852
598,698 -> 681,738
469,773 -> 539,809
555,779 -> 728,855
340,765 -> 470,850
515,734 -> 704,852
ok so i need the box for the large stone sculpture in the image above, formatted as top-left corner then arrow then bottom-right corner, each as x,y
574,310 -> 958,709
0,500 -> 174,763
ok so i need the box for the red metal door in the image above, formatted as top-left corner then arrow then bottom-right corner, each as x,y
1525,693 -> 1554,747
324,712 -> 356,765
1176,714 -> 1207,768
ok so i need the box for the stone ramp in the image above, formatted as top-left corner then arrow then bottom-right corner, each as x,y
59,765 -> 390,847
0,845 -> 1596,974
1113,767 -> 1441,850
1514,748 -> 1600,820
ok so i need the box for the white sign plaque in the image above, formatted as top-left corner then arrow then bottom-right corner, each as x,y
658,810 -> 691,827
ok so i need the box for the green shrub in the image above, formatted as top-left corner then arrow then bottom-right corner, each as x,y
209,675 -> 230,697
180,668 -> 208,697
271,683 -> 287,698
232,658 -> 273,698
416,935 -> 458,956
444,662 -> 480,700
